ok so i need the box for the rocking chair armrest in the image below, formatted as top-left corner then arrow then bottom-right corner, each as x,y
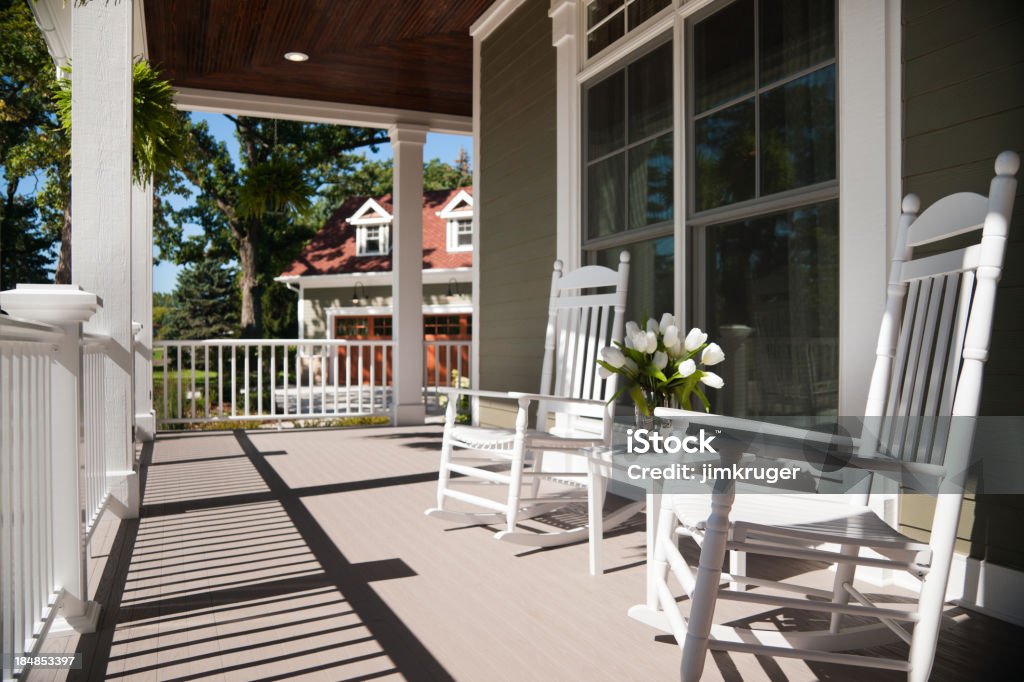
653,407 -> 860,452
506,392 -> 607,409
434,386 -> 518,401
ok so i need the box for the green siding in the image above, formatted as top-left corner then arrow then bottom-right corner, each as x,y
478,0 -> 557,406
901,0 -> 1024,570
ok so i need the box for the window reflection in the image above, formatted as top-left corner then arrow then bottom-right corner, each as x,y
597,236 -> 674,322
705,200 -> 839,416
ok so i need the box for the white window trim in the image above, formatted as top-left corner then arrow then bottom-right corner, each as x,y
447,217 -> 474,252
356,223 -> 391,257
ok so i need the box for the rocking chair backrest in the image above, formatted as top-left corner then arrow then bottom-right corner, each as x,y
861,152 -> 1018,481
537,252 -> 630,434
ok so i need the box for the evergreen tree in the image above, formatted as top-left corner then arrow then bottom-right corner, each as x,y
161,260 -> 239,340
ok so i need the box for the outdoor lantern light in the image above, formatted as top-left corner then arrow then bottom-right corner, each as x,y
351,282 -> 367,305
284,51 -> 309,62
447,278 -> 460,297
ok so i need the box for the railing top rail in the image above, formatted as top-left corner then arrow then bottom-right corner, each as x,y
155,338 -> 396,347
82,332 -> 115,351
0,314 -> 62,344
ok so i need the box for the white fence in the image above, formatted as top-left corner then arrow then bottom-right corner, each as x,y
153,338 -> 473,428
0,303 -> 116,680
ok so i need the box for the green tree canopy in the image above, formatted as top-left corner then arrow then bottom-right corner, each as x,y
160,259 -> 239,340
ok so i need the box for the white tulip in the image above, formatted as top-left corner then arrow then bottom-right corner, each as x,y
684,327 -> 708,352
701,343 -> 725,366
646,317 -> 659,333
659,313 -> 676,333
666,341 -> 682,358
598,365 -> 613,379
628,329 -> 646,352
625,321 -> 641,338
645,331 -> 658,353
700,371 -> 724,389
678,359 -> 696,378
652,351 -> 668,370
601,346 -> 626,368
663,325 -> 679,348
623,357 -> 639,374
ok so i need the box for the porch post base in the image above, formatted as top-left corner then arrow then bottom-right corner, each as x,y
393,402 -> 426,426
58,592 -> 101,634
135,411 -> 156,442
107,471 -> 140,519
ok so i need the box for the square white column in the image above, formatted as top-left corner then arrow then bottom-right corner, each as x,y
389,125 -> 428,425
71,0 -> 136,475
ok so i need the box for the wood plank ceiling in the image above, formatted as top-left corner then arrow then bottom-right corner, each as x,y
145,0 -> 495,117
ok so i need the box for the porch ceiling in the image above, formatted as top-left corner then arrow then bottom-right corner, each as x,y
144,0 -> 495,118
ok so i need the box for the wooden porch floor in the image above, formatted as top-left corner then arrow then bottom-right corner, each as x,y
38,426 -> 1020,681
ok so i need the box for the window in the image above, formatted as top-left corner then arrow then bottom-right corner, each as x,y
357,224 -> 390,256
334,317 -> 369,338
424,315 -> 469,338
447,218 -> 473,251
689,0 -> 838,416
583,39 -> 674,319
585,0 -> 672,58
690,0 -> 836,212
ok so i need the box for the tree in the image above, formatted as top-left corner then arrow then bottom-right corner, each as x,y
0,0 -> 63,286
157,117 -> 391,338
160,259 -> 239,341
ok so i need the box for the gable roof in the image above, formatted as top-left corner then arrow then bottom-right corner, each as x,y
280,187 -> 473,277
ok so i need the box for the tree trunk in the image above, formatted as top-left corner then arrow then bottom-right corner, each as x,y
55,204 -> 72,284
237,231 -> 262,338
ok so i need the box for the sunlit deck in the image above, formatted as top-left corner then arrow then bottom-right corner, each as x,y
35,426 -> 1021,681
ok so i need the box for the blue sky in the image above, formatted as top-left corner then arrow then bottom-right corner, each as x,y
152,113 -> 470,293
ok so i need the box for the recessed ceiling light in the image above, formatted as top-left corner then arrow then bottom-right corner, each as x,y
284,52 -> 309,62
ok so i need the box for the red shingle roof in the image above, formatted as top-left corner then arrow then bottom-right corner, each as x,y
280,187 -> 473,277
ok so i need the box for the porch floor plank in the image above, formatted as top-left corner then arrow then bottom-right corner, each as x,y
32,426 -> 1021,681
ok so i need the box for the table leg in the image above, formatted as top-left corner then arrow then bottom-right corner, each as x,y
588,456 -> 606,576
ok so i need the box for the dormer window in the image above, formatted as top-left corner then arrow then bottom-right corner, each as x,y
437,189 -> 474,253
349,198 -> 393,257
358,224 -> 389,256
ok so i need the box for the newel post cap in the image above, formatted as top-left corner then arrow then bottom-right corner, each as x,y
0,284 -> 101,325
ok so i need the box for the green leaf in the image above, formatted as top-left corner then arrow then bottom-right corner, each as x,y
693,387 -> 711,412
629,384 -> 650,416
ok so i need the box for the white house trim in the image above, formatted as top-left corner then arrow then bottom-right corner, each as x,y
276,267 -> 472,290
174,87 -> 472,135
437,189 -> 474,218
470,0 -> 528,40
349,198 -> 393,225
471,13 -> 484,424
550,0 -> 582,271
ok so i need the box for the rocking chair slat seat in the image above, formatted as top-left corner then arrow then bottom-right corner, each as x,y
672,495 -> 932,553
450,425 -> 605,451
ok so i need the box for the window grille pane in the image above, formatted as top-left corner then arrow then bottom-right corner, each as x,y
627,132 -> 673,229
587,153 -> 626,239
705,200 -> 838,416
628,42 -> 673,141
628,0 -> 671,28
586,71 -> 626,159
759,64 -> 836,195
587,11 -> 626,57
759,0 -> 835,86
594,236 -> 674,322
693,0 -> 755,114
694,99 -> 756,212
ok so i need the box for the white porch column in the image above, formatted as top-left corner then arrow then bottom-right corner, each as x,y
549,0 -> 581,271
389,124 -> 427,425
71,0 -> 139,510
132,182 -> 155,441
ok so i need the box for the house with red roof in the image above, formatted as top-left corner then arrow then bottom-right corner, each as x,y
276,186 -> 474,385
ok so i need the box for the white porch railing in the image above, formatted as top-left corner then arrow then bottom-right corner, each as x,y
154,339 -> 396,426
0,285 -> 119,680
153,338 -> 473,427
0,316 -> 61,677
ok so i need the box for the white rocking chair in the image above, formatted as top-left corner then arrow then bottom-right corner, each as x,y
636,151 -> 1018,681
426,252 -> 639,551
